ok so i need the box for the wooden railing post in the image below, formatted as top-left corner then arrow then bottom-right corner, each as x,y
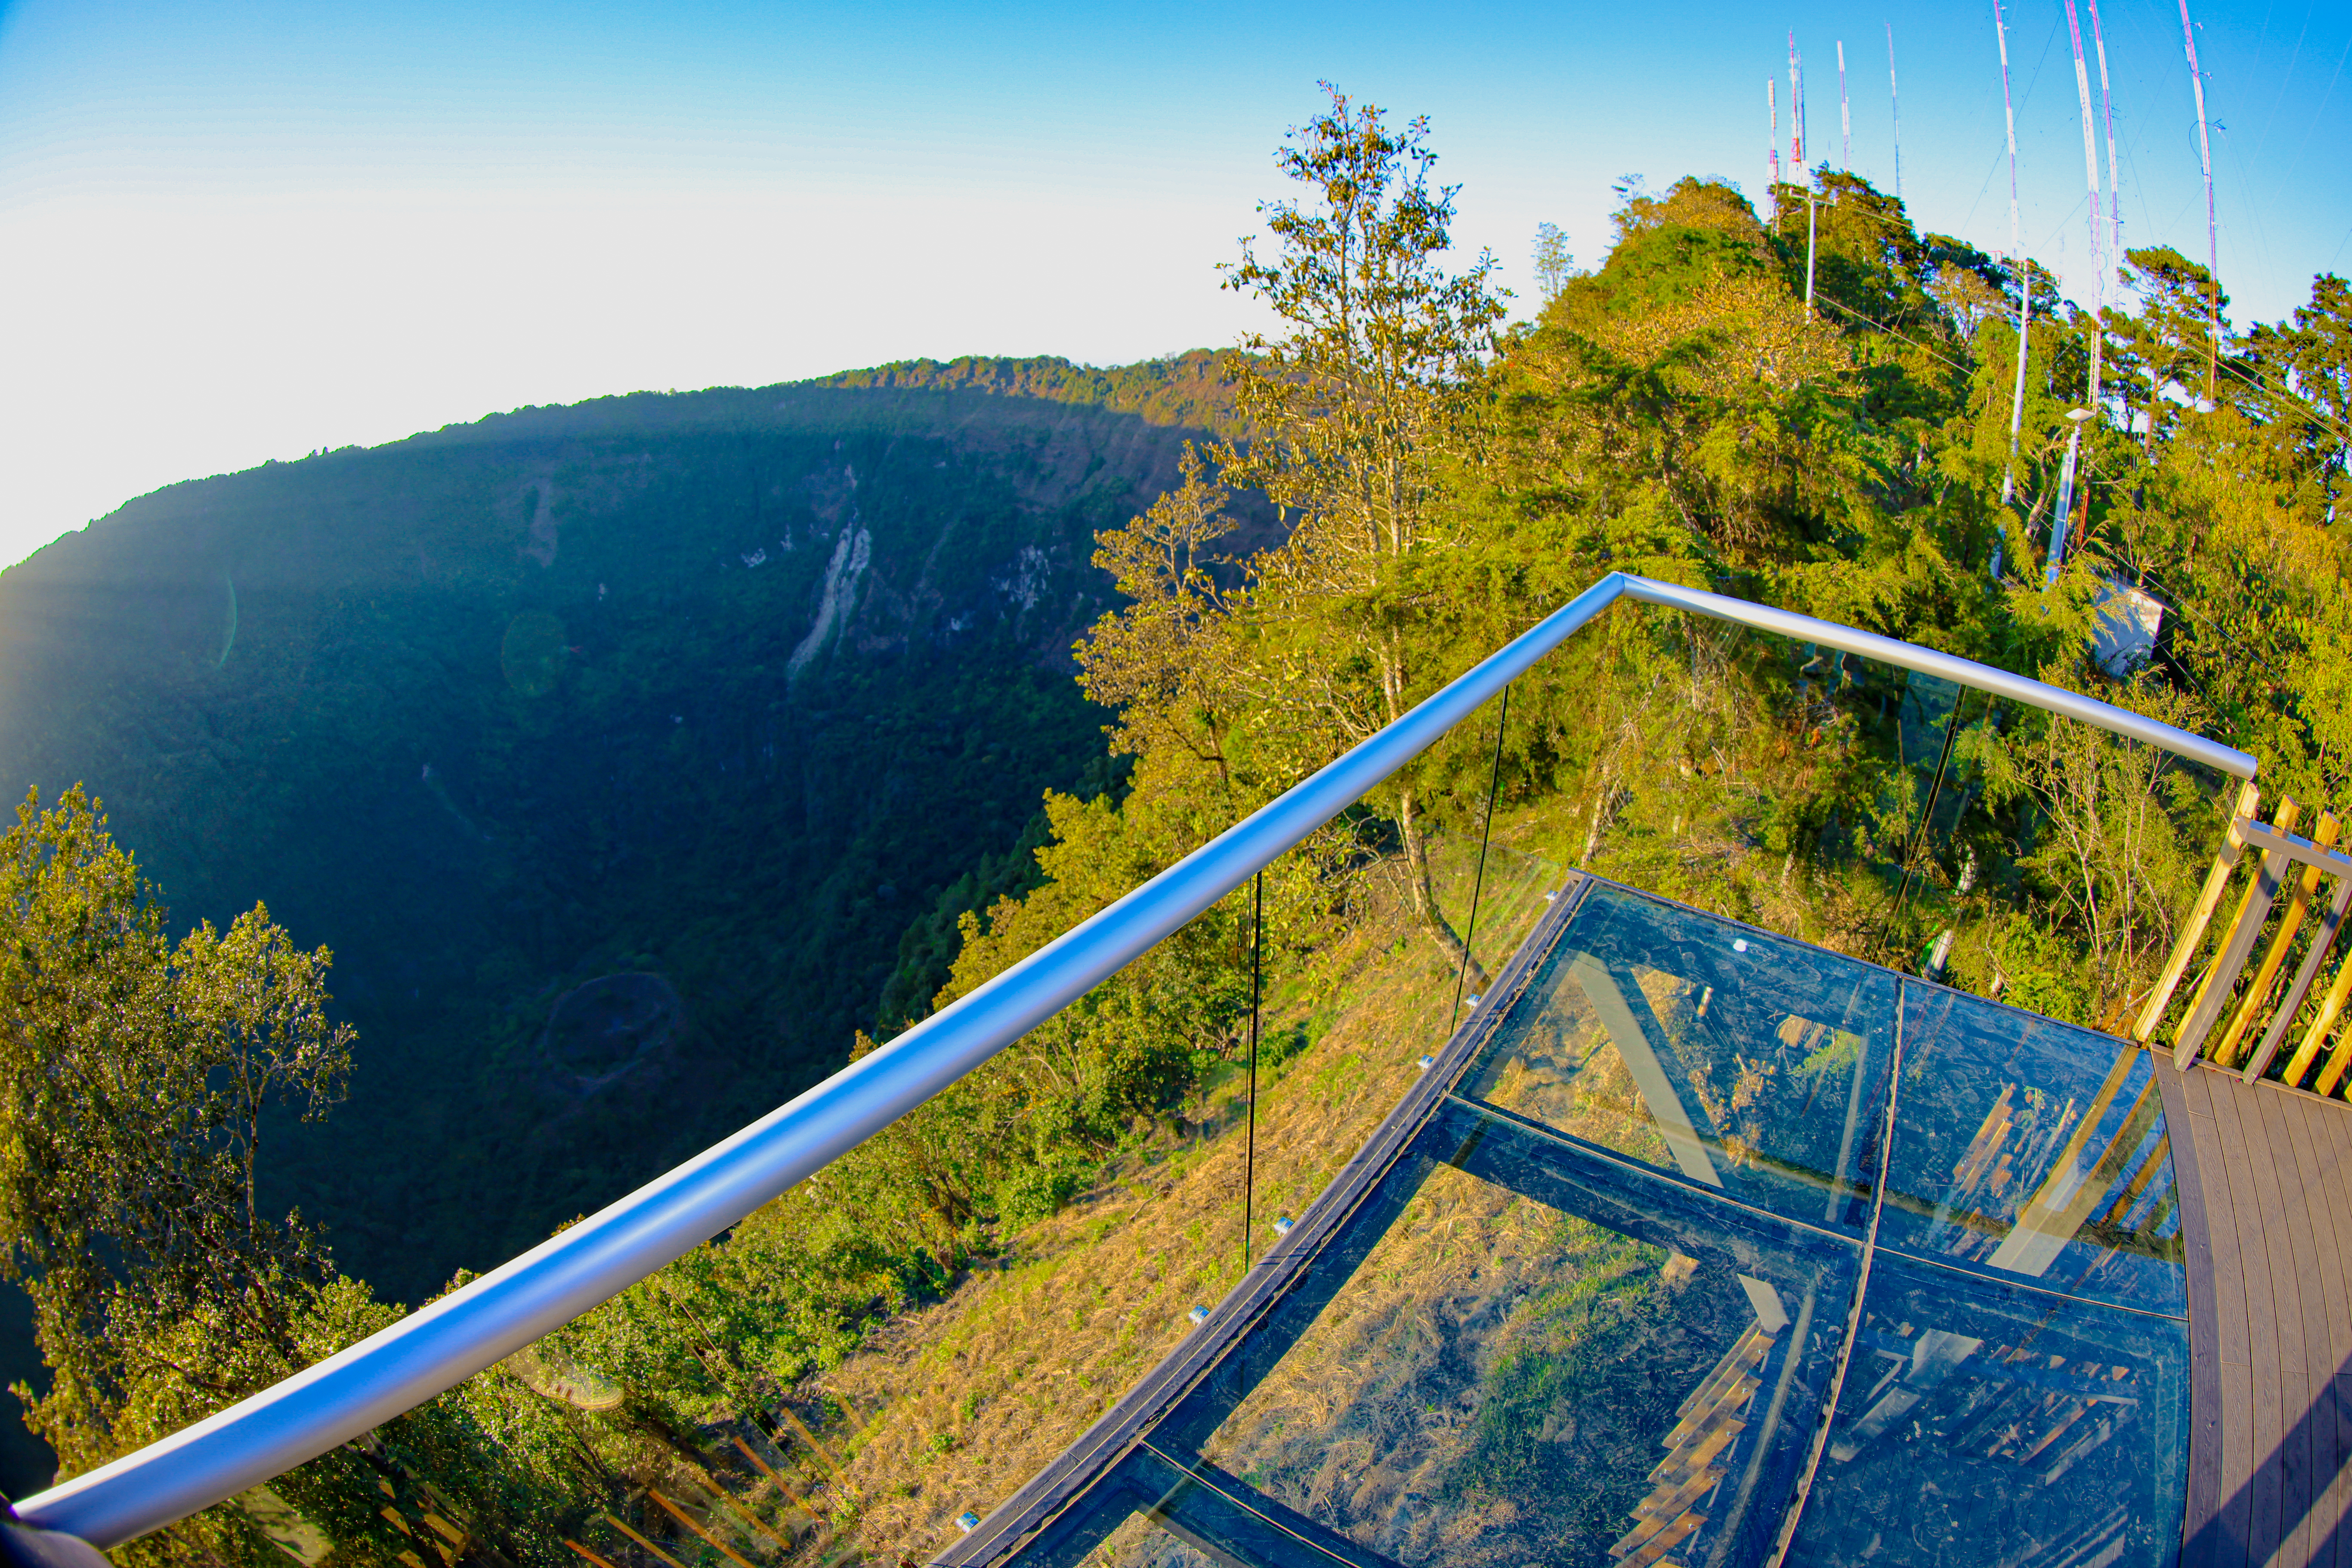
2219,812 -> 2342,1068
2136,780 -> 2260,1047
2244,812 -> 2348,1082
2173,798 -> 2300,1068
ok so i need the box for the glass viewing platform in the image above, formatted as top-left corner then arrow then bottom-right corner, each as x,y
941,875 -> 2191,1568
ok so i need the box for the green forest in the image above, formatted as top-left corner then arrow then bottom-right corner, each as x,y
5,82 -> 2351,1565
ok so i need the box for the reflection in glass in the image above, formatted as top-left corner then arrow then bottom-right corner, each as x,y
1783,1250 -> 2190,1568
1880,988 -> 2186,1315
1463,886 -> 1899,1232
1152,1104 -> 1859,1568
1089,1511 -> 1222,1568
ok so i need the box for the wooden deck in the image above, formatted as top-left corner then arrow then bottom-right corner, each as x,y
2160,1058 -> 2352,1568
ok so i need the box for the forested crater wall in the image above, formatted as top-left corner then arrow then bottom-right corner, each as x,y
0,363 -> 1262,1307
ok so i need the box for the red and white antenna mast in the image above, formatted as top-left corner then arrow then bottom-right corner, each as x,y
1838,40 -> 1851,168
1996,0 -> 2029,513
2180,0 -> 2216,280
1888,24 -> 1901,201
2066,0 -> 2103,406
1789,31 -> 1805,170
2179,0 -> 2220,403
2089,0 -> 2120,263
2049,0 -> 2105,581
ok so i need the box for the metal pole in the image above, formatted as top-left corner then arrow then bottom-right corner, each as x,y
2048,423 -> 2085,584
1806,185 -> 1819,317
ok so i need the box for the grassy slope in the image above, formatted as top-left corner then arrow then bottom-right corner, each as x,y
798,830 -> 1567,1563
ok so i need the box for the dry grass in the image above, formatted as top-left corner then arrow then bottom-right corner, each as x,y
1196,1163 -> 1604,1566
785,834 -> 1566,1565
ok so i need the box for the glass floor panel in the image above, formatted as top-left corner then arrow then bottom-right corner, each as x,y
1166,1104 -> 1861,1568
1781,1250 -> 2190,1568
1877,986 -> 2187,1316
947,878 -> 2192,1568
1461,884 -> 1899,1234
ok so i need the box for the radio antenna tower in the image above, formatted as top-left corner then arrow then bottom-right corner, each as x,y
1996,0 -> 2031,514
1838,40 -> 1851,167
1768,80 -> 1783,215
2090,0 -> 2119,258
1789,33 -> 1805,170
1888,24 -> 1901,200
2179,0 -> 2219,403
2065,0 -> 2103,408
2049,0 -> 2105,583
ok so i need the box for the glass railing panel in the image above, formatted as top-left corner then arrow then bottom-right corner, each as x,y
1139,1099 -> 1862,1568
1460,884 -> 1901,1232
1879,985 -> 2188,1316
1781,1248 -> 2190,1568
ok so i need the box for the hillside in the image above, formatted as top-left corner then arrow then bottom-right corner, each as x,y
0,354 -> 1262,1400
808,831 -> 1564,1562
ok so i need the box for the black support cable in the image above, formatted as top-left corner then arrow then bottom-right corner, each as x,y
1874,687 -> 1970,965
1449,685 -> 1513,1040
1243,869 -> 1261,1271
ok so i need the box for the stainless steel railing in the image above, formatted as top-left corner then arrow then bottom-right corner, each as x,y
13,572 -> 2255,1547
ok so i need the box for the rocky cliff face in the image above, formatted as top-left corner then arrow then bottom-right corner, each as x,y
0,361 -> 1264,1309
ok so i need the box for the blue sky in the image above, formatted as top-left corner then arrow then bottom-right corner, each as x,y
0,0 -> 2345,569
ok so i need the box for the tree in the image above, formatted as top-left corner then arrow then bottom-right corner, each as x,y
1966,679 -> 2217,1024
1076,442 -> 1245,796
1532,223 -> 1575,309
0,789 -> 608,1567
2115,244 -> 2230,441
0,786 -> 352,1460
1923,234 -> 2010,344
1212,84 -> 1508,982
0,788 -> 356,1557
2246,272 -> 2352,506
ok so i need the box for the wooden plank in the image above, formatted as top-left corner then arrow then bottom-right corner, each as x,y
2165,1059 -> 2230,1568
2237,1085 -> 2296,1566
2309,1102 -> 2352,1568
2283,1096 -> 2347,1374
2257,1092 -> 2321,1566
2269,1096 -> 2339,1566
2224,1356 -> 2260,1568
2317,988 -> 2352,1096
2297,1099 -> 2344,1356
2181,800 -> 2304,1068
2333,1371 -> 2352,1568
2333,1370 -> 2352,1568
2198,1072 -> 2255,1376
2211,1075 -> 2286,1565
2141,779 -> 2263,1042
2222,813 -> 2341,1071
2197,1072 -> 2257,1568
2322,1105 -> 2352,1365
2240,817 -> 2352,877
2270,871 -> 2352,1086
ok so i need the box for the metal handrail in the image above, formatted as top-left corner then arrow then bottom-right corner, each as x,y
14,572 -> 2256,1547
